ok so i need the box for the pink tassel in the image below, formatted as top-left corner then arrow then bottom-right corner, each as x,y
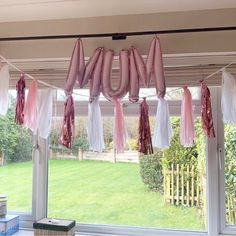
138,98 -> 153,155
180,87 -> 195,147
200,81 -> 216,138
59,95 -> 75,148
15,74 -> 26,125
24,80 -> 38,132
113,98 -> 126,154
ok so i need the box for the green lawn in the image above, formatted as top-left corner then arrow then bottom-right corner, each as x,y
0,160 -> 205,231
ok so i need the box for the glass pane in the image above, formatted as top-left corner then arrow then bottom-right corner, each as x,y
48,116 -> 206,231
0,101 -> 33,213
224,124 -> 236,225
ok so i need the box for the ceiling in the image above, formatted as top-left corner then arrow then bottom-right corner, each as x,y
0,0 -> 236,22
0,1 -> 235,98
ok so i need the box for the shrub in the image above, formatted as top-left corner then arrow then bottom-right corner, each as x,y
0,104 -> 32,163
225,124 -> 236,197
139,151 -> 163,192
162,117 -> 198,169
72,137 -> 89,155
128,138 -> 138,151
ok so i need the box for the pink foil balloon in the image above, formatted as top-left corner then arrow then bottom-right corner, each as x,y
132,47 -> 147,87
65,39 -> 85,94
146,37 -> 156,86
89,49 -> 104,102
146,37 -> 166,98
153,37 -> 166,98
129,48 -> 139,102
101,49 -> 114,100
102,49 -> 130,99
80,48 -> 102,88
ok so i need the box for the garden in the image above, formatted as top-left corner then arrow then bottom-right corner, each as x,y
0,104 -> 236,230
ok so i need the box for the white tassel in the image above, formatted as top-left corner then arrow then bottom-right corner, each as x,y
221,69 -> 236,124
87,98 -> 105,152
0,65 -> 10,116
37,89 -> 53,139
153,98 -> 173,149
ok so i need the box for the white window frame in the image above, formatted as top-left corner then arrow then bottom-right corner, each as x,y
15,87 -> 236,236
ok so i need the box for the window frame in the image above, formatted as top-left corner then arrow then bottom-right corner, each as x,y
16,86 -> 236,235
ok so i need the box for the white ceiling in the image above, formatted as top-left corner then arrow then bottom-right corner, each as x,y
0,0 -> 236,23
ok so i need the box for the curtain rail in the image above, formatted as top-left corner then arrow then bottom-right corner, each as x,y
0,26 -> 236,41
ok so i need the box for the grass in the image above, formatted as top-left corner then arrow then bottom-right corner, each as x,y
0,160 -> 205,231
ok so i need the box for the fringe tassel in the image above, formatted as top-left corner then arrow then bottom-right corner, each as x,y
38,89 -> 53,139
24,80 -> 38,133
153,98 -> 173,148
138,98 -> 153,155
0,65 -> 10,116
200,81 -> 215,138
87,99 -> 105,152
113,98 -> 126,154
60,95 -> 75,148
15,74 -> 26,125
221,69 -> 236,124
180,87 -> 195,147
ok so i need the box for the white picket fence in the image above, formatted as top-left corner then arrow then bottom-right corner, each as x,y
50,150 -> 139,163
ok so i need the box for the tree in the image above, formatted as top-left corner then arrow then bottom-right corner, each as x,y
0,104 -> 32,163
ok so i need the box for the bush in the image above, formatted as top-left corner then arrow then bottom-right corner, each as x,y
225,124 -> 236,197
0,104 -> 32,163
10,128 -> 32,162
162,117 -> 198,169
72,137 -> 89,155
128,138 -> 138,151
139,151 -> 163,192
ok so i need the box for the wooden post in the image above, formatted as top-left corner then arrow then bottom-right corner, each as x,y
0,155 -> 3,166
176,164 -> 180,205
113,148 -> 117,163
196,175 -> 200,207
181,165 -> 184,205
186,165 -> 190,206
163,168 -> 166,202
167,169 -> 170,203
171,163 -> 174,204
78,149 -> 83,161
191,166 -> 195,206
